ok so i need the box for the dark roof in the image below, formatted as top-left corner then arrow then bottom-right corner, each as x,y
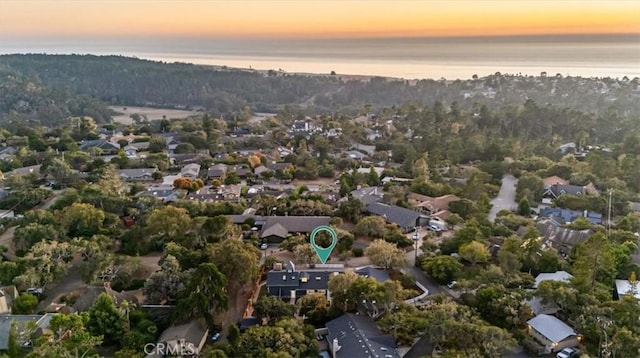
260,223 -> 288,239
0,314 -> 54,350
239,317 -> 261,331
350,187 -> 384,206
261,216 -> 330,235
532,220 -> 595,254
326,313 -> 399,358
355,267 -> 390,283
79,139 -> 120,152
227,215 -> 267,226
186,193 -> 224,202
266,270 -> 338,291
266,162 -> 294,171
207,164 -> 227,178
546,184 -> 585,198
366,202 -> 422,229
158,320 -> 208,346
539,208 -> 602,225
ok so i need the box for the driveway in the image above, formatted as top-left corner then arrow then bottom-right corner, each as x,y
405,229 -> 443,296
489,175 -> 519,222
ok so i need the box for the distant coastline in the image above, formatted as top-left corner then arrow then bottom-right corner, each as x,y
1,34 -> 639,80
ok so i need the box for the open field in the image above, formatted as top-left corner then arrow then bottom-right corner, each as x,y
109,106 -> 199,125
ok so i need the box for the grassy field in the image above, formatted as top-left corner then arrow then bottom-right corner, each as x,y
109,106 -> 199,125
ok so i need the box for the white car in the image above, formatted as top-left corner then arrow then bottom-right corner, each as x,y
260,243 -> 269,250
556,347 -> 577,358
428,225 -> 442,232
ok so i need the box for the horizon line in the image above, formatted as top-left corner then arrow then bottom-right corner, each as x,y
3,32 -> 639,42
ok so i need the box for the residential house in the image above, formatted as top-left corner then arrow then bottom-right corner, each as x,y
5,165 -> 41,178
180,164 -> 201,179
539,207 -> 603,225
0,210 -> 15,219
169,152 -> 211,166
408,193 -> 460,221
260,216 -> 330,243
558,142 -> 577,154
533,271 -> 574,288
543,184 -> 585,199
254,165 -> 273,177
186,193 -> 224,203
118,168 -> 158,182
380,176 -> 412,185
71,282 -> 139,312
0,146 -> 16,161
532,219 -> 595,256
79,139 -> 120,154
266,261 -> 343,302
147,320 -> 208,358
136,188 -> 178,203
0,286 -> 18,314
541,176 -> 569,188
325,313 -> 400,358
364,128 -> 382,141
355,167 -> 385,178
219,185 -> 242,200
0,313 -> 55,351
266,162 -> 294,173
527,314 -> 580,353
614,279 -> 640,300
207,164 -> 227,181
366,202 -> 426,232
344,151 -> 367,160
348,187 -> 384,206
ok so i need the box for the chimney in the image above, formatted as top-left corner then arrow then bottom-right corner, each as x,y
274,262 -> 283,271
332,338 -> 342,356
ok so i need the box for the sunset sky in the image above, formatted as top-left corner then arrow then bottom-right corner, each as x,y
1,0 -> 639,39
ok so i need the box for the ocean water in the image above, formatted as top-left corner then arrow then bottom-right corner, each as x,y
1,35 -> 639,80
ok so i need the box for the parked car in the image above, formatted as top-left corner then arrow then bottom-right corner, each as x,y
447,281 -> 457,289
428,225 -> 442,232
556,347 -> 578,358
260,243 -> 269,250
211,332 -> 220,341
26,288 -> 43,295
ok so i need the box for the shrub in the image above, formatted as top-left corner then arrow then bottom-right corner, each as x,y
352,248 -> 364,257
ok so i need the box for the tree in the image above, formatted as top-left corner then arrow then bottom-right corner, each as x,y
237,318 -> 318,358
12,293 -> 38,314
337,198 -> 365,223
366,167 -> 380,186
40,312 -> 102,356
15,240 -> 74,288
87,293 -> 126,345
175,263 -> 228,329
224,171 -> 240,185
421,255 -> 463,284
7,321 -> 19,358
95,164 -> 126,197
254,296 -> 295,323
13,223 -> 59,252
44,158 -> 74,185
365,240 -> 407,270
354,216 -> 386,237
148,137 -> 166,153
146,206 -> 193,246
572,232 -> 616,292
473,284 -> 533,329
143,255 -> 185,304
459,241 -> 489,266
517,197 -> 530,216
247,155 -> 262,168
206,238 -> 261,295
59,202 -> 105,238
294,244 -> 319,264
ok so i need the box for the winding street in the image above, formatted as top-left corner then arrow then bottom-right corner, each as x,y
488,174 -> 519,222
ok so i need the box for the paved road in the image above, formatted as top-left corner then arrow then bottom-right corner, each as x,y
489,174 -> 519,222
405,229 -> 443,296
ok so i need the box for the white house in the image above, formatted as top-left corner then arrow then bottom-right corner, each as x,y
527,314 -> 580,353
615,279 -> 640,300
533,271 -> 574,288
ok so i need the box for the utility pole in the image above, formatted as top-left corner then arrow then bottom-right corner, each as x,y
607,189 -> 613,239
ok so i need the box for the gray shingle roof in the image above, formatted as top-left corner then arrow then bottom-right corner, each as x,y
527,314 -> 576,343
260,223 -> 288,239
534,271 -> 574,288
0,314 -> 55,350
366,202 -> 422,230
261,216 -> 330,234
355,267 -> 390,283
326,313 -> 399,358
158,320 -> 208,346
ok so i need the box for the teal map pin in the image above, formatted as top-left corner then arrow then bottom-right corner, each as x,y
309,225 -> 338,264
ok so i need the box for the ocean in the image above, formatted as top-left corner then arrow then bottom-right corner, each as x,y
1,34 -> 639,80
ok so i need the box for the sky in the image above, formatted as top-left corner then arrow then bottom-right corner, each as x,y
1,0 -> 639,40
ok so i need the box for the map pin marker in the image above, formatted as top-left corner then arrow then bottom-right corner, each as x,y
309,225 -> 338,264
